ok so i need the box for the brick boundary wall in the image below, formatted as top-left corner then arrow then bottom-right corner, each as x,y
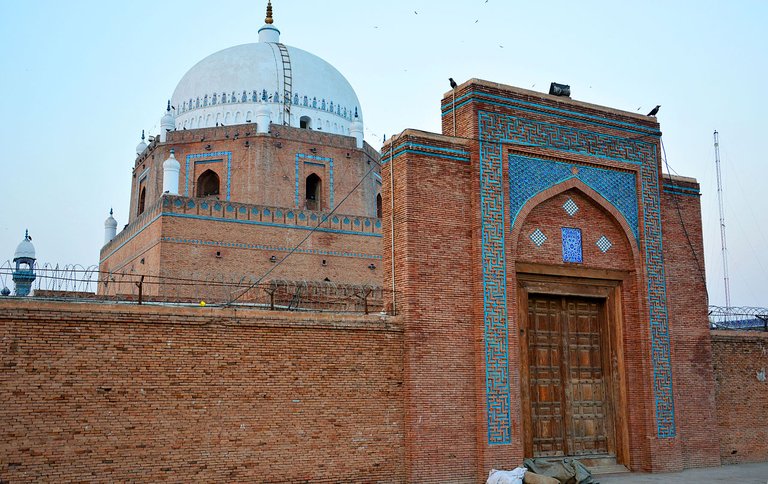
712,330 -> 768,464
0,299 -> 405,483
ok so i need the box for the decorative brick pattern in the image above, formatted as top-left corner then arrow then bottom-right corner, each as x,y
481,110 -> 675,438
184,151 -> 232,200
508,153 -> 639,241
295,153 -> 334,209
478,128 -> 512,445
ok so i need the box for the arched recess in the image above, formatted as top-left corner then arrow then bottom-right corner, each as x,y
300,116 -> 312,129
137,186 -> 146,215
196,170 -> 220,198
305,173 -> 322,211
376,193 -> 382,218
510,177 -> 640,262
512,177 -> 643,467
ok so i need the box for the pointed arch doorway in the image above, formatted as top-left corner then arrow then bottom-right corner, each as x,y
517,270 -> 630,467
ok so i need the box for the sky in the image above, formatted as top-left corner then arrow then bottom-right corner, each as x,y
0,0 -> 766,307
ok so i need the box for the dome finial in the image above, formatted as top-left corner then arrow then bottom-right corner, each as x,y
110,207 -> 113,216
166,100 -> 171,112
141,129 -> 145,141
24,229 -> 29,240
265,1 -> 273,24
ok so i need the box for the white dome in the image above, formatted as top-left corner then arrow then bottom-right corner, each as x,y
171,41 -> 363,135
136,130 -> 147,155
13,232 -> 35,260
104,210 -> 117,229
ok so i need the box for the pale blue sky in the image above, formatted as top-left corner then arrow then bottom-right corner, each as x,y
0,0 -> 766,306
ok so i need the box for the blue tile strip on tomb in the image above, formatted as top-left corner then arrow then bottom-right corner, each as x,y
295,153 -> 334,209
478,109 -> 675,439
478,124 -> 512,445
508,154 -> 639,241
185,152 -> 232,201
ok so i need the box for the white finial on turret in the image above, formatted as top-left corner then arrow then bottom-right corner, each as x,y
136,130 -> 148,155
104,208 -> 118,245
350,107 -> 364,149
255,102 -> 271,133
163,149 -> 181,195
160,101 -> 174,142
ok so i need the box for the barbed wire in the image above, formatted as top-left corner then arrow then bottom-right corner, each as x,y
0,261 -> 394,314
709,305 -> 768,331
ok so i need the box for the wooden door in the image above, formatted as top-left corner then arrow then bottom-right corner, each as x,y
526,295 -> 614,457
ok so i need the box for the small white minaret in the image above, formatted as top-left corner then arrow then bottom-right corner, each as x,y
255,102 -> 271,134
258,1 -> 280,43
104,208 -> 118,245
160,101 -> 174,142
136,130 -> 148,155
350,108 -> 364,149
163,149 -> 180,195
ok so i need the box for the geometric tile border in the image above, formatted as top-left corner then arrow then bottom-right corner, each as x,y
479,106 -> 675,439
479,122 -> 512,445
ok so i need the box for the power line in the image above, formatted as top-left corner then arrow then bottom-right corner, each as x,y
660,137 -> 708,290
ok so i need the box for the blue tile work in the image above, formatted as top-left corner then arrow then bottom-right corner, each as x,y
179,89 -> 359,121
479,135 -> 512,445
160,236 -> 381,260
380,142 -> 471,164
295,153 -> 334,209
561,228 -> 583,263
185,152 -> 233,201
478,109 -> 675,439
508,154 -> 639,241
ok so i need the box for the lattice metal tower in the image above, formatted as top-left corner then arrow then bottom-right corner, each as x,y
714,130 -> 731,311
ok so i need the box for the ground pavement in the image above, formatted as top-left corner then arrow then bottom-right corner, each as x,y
598,461 -> 768,483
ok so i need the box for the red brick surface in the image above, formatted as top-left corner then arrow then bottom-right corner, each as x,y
712,331 -> 768,464
104,123 -> 383,294
661,181 -> 721,469
0,299 -> 404,483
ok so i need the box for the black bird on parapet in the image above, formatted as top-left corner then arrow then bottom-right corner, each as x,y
647,105 -> 660,116
449,78 -> 457,89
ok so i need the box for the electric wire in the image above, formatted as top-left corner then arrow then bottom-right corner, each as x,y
660,138 -> 708,289
225,161 -> 382,306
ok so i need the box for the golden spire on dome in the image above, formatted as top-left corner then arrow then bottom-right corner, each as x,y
265,1 -> 273,24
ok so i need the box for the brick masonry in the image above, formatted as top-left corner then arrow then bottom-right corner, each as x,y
101,124 -> 384,294
3,79 -> 756,483
0,299 -> 404,482
712,331 -> 768,464
381,79 -> 722,480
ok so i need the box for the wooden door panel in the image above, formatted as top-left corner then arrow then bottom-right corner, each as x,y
527,296 -> 613,458
528,298 -> 565,456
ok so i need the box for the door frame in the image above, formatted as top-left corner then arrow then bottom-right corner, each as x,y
517,263 -> 630,466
